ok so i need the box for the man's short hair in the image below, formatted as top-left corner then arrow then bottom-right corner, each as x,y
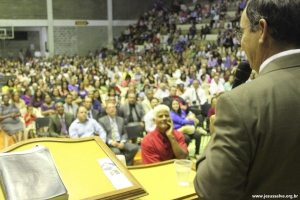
153,104 -> 170,119
76,105 -> 87,114
55,102 -> 63,109
145,89 -> 153,94
150,97 -> 159,103
246,0 -> 300,47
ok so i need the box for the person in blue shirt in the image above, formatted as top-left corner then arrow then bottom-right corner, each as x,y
169,99 -> 201,158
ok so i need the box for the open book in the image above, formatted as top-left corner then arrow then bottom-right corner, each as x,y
0,145 -> 68,200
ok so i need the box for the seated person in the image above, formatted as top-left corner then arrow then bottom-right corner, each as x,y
41,94 -> 56,116
144,97 -> 159,133
21,88 -> 32,106
51,88 -> 65,104
169,100 -> 201,159
208,97 -> 217,118
83,97 -> 100,120
141,104 -> 188,164
99,102 -> 139,166
63,94 -> 78,118
49,102 -> 75,138
0,94 -> 24,144
11,92 -> 26,110
30,89 -> 45,108
24,105 -> 36,138
70,90 -> 83,106
69,106 -> 106,142
120,92 -> 146,143
163,86 -> 188,111
99,96 -> 122,117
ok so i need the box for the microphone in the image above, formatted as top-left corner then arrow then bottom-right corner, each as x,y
232,61 -> 252,89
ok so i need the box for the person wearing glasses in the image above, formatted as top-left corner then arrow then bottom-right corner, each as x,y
194,0 -> 300,199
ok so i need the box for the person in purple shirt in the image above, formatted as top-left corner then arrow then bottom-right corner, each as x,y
78,82 -> 88,99
40,94 -> 56,116
21,88 -> 32,105
68,78 -> 78,91
29,89 -> 44,108
207,57 -> 217,68
169,99 -> 201,158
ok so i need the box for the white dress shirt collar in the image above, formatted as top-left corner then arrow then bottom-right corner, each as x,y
259,49 -> 300,73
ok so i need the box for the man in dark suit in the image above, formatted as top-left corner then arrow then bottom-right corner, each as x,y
194,1 -> 300,199
83,97 -> 99,120
49,102 -> 75,138
63,94 -> 78,118
119,92 -> 145,127
99,102 -> 139,166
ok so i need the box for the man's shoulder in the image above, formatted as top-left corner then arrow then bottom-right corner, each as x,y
99,115 -> 108,122
49,113 -> 58,120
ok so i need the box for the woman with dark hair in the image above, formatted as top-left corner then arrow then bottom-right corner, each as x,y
0,94 -> 24,145
146,70 -> 157,88
30,89 -> 44,108
78,82 -> 88,99
51,88 -> 65,104
208,97 -> 217,118
138,84 -> 150,101
107,87 -> 120,106
21,88 -> 32,105
60,81 -> 70,98
41,94 -> 56,116
137,76 -> 145,91
93,90 -> 102,104
77,73 -> 85,85
176,72 -> 190,88
1,79 -> 15,94
121,74 -> 136,87
11,92 -> 26,110
45,76 -> 52,87
30,76 -> 37,86
169,99 -> 201,159
83,78 -> 94,92
99,77 -> 108,94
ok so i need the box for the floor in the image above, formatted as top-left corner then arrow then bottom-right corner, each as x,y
188,135 -> 211,163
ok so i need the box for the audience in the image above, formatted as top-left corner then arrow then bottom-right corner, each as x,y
0,0 -> 249,168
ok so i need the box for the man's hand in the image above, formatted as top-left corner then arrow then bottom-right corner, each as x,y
111,141 -> 119,147
11,113 -> 17,118
166,120 -> 174,138
118,142 -> 125,150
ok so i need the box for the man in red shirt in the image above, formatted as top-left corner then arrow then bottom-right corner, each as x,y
141,105 -> 188,164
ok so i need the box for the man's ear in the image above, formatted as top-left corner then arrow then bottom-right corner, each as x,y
258,19 -> 268,44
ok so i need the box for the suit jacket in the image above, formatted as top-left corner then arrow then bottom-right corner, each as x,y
98,115 -> 127,144
99,106 -> 122,118
63,103 -> 78,117
49,113 -> 75,137
86,109 -> 100,120
120,102 -> 145,125
194,52 -> 300,199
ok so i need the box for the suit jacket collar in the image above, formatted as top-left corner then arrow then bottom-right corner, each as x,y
259,51 -> 300,77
